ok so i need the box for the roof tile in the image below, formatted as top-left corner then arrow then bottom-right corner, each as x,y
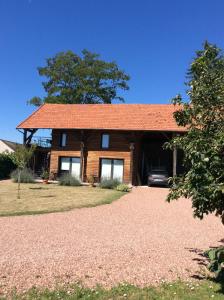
17,103 -> 186,132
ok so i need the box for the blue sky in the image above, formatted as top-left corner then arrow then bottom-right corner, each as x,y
1,0 -> 224,142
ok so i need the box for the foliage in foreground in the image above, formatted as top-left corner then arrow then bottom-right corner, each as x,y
99,178 -> 120,189
205,247 -> 224,281
58,174 -> 81,186
166,41 -> 224,222
0,152 -> 16,179
7,281 -> 224,300
28,50 -> 130,106
11,168 -> 35,183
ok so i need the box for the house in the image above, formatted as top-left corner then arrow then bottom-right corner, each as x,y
17,104 -> 186,185
0,139 -> 21,153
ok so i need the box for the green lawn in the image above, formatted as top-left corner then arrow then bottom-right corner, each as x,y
0,181 -> 124,217
6,280 -> 224,300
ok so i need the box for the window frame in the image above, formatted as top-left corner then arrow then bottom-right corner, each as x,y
101,133 -> 110,149
99,158 -> 124,181
59,156 -> 81,177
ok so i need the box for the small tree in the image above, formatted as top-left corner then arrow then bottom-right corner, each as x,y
167,41 -> 224,223
12,145 -> 36,199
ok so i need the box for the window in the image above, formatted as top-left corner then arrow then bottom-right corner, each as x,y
101,134 -> 110,149
60,133 -> 67,147
100,158 -> 124,182
60,157 -> 81,178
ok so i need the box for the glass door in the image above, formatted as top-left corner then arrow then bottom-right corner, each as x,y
71,157 -> 81,178
101,159 -> 112,180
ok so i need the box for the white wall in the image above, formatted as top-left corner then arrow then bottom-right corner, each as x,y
0,141 -> 14,153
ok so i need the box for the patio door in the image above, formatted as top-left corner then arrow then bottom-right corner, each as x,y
71,157 -> 81,178
60,157 -> 81,178
100,158 -> 124,182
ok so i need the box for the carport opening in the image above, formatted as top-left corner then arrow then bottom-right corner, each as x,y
139,132 -> 184,185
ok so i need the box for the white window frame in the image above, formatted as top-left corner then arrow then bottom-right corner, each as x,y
100,158 -> 124,182
59,156 -> 81,178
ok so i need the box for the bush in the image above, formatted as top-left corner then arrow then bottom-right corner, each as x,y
11,168 -> 35,183
58,174 -> 81,186
0,152 -> 16,179
41,169 -> 49,180
205,247 -> 224,281
116,183 -> 131,192
99,178 -> 120,189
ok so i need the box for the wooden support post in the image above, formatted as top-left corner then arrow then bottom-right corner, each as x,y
172,132 -> 178,177
129,142 -> 135,185
80,141 -> 85,182
173,146 -> 177,177
23,129 -> 37,146
23,130 -> 27,145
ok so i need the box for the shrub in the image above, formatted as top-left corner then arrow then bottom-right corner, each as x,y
41,169 -> 49,180
11,168 -> 35,183
116,183 -> 131,192
58,174 -> 81,186
205,247 -> 224,281
0,152 -> 16,179
99,178 -> 120,189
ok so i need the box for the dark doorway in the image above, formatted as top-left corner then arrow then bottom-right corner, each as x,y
140,132 -> 172,185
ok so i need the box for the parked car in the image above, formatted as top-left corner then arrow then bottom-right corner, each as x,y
148,168 -> 169,187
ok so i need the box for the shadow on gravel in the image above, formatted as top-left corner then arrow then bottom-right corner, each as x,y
186,246 -> 224,295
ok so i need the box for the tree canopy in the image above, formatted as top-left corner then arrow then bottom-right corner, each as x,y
28,50 -> 130,106
167,42 -> 224,222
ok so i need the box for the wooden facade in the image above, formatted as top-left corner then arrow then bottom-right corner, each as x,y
48,129 -> 182,185
49,129 -> 139,184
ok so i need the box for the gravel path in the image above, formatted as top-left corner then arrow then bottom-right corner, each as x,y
0,187 -> 223,294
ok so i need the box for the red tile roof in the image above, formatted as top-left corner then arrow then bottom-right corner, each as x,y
17,103 -> 186,132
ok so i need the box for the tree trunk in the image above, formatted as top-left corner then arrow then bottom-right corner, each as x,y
17,169 -> 21,199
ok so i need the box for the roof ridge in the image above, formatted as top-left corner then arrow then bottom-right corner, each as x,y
43,103 -> 174,106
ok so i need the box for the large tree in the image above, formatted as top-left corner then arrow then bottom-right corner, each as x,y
29,50 -> 130,106
167,42 -> 224,222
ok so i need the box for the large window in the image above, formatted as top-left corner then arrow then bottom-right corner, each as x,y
60,133 -> 67,147
101,134 -> 110,149
100,158 -> 124,182
60,157 -> 81,178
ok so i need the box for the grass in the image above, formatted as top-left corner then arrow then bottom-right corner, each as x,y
5,280 -> 224,300
0,181 -> 124,217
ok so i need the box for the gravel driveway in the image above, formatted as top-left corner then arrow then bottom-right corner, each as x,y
0,187 -> 223,294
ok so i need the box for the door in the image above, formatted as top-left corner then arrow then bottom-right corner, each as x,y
113,159 -> 124,181
100,158 -> 124,182
71,157 -> 81,178
60,157 -> 81,178
101,158 -> 112,180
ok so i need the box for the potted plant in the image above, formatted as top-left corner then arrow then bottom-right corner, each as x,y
41,170 -> 49,184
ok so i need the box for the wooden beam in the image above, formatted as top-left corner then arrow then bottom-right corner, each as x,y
172,133 -> 178,177
80,130 -> 88,182
173,144 -> 177,177
80,141 -> 85,182
23,129 -> 37,146
129,142 -> 135,185
23,130 -> 27,145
